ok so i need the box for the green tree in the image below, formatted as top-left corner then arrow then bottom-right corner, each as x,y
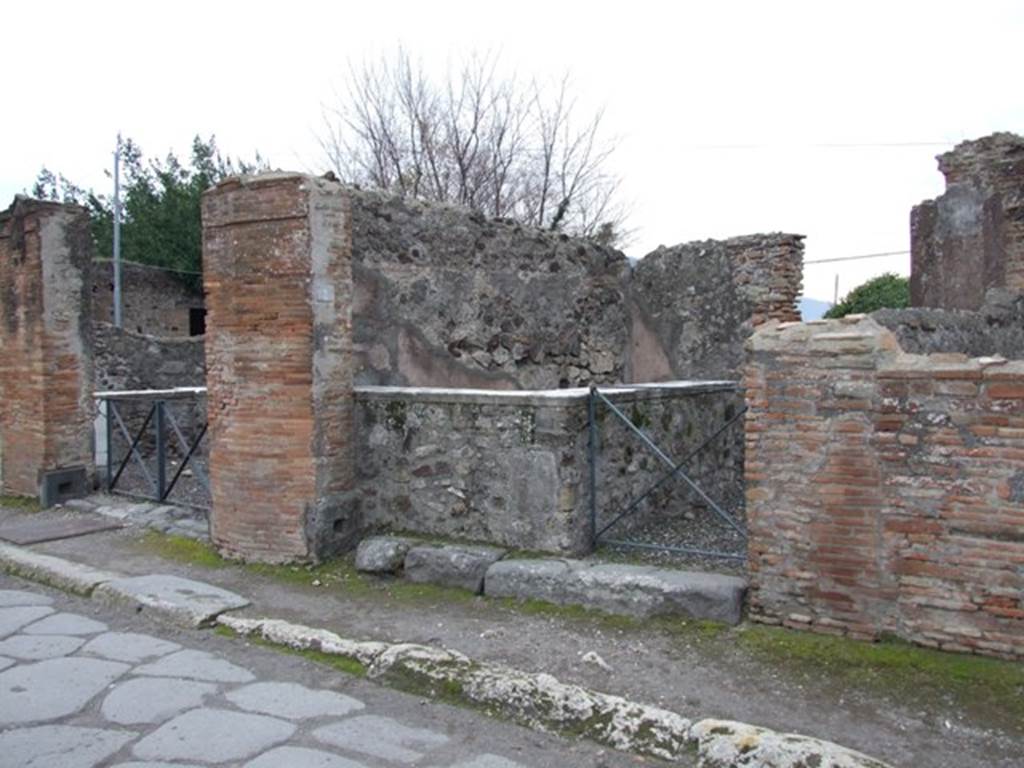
824,273 -> 910,319
30,136 -> 267,287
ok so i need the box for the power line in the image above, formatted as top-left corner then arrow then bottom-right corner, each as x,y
682,142 -> 953,151
805,250 -> 909,266
94,257 -> 202,276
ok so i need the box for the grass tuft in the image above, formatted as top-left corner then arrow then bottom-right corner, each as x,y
0,494 -> 42,513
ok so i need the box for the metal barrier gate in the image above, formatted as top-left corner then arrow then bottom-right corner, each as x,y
96,388 -> 210,509
588,385 -> 747,560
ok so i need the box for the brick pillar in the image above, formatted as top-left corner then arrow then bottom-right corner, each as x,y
0,198 -> 94,504
201,174 -> 357,563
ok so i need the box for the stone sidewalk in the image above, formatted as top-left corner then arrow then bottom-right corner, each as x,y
0,576 -> 650,768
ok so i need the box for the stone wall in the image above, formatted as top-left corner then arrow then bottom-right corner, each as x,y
911,133 -> 1024,311
202,173 -> 356,563
92,260 -> 205,337
93,322 -> 205,392
354,382 -> 743,556
350,189 -> 631,389
0,198 -> 94,500
628,234 -> 804,382
349,187 -> 802,388
873,289 -> 1024,359
745,316 -> 1024,659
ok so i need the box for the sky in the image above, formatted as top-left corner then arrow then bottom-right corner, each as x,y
3,0 -> 1022,302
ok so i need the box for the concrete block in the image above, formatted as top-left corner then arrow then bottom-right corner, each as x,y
94,574 -> 249,628
485,559 -> 747,625
404,544 -> 506,593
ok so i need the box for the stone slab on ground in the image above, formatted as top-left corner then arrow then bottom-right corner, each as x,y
0,724 -> 137,768
355,536 -> 413,574
0,542 -> 118,595
0,514 -> 123,545
404,544 -> 507,593
94,574 -> 249,627
484,558 -> 747,624
131,707 -> 296,763
689,719 -> 892,767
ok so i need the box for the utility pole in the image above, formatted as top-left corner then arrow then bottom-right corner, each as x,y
833,273 -> 839,307
112,133 -> 123,329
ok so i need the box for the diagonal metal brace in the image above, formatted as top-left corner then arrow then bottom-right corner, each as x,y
109,401 -> 157,494
164,407 -> 211,493
162,423 -> 208,501
594,402 -> 748,540
592,388 -> 746,538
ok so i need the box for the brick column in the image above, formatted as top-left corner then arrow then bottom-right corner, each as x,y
0,198 -> 94,504
201,174 -> 356,563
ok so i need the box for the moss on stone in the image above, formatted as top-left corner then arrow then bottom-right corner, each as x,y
738,624 -> 1024,727
0,494 -> 42,513
215,623 -> 367,677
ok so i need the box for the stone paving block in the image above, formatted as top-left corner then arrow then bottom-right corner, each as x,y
226,681 -> 365,720
246,746 -> 369,768
0,605 -> 54,637
0,633 -> 85,660
81,631 -> 182,663
0,656 -> 129,724
404,544 -> 506,593
0,724 -> 136,768
484,559 -> 748,624
23,611 -> 108,636
355,536 -> 413,574
94,574 -> 250,628
0,543 -> 119,595
134,649 -> 255,683
132,708 -> 296,763
111,764 -> 203,768
0,588 -> 53,607
444,757 -> 529,768
0,656 -> 12,671
102,677 -> 218,725
314,715 -> 449,764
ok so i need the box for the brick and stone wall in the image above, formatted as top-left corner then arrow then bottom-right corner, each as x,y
911,132 -> 1024,311
745,316 -> 1024,659
202,173 -> 356,563
354,382 -> 743,556
628,234 -> 804,382
92,260 -> 205,337
0,198 -> 94,498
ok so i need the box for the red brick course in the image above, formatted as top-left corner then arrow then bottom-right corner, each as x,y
202,174 -> 355,563
0,199 -> 93,498
746,316 -> 1024,659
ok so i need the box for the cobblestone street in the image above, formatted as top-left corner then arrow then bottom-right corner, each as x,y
0,576 -> 651,768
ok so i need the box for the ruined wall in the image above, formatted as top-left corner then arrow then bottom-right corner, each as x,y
628,234 -> 804,382
92,260 -> 205,337
94,322 -> 205,392
350,189 -> 631,389
0,198 -> 94,499
911,133 -> 1024,311
746,316 -> 1024,659
202,173 -> 355,563
354,382 -> 743,556
350,188 -> 803,388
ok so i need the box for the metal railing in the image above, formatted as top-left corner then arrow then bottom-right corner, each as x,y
588,385 -> 747,560
96,387 -> 209,508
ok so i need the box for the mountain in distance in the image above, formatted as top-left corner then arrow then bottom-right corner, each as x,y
799,297 -> 832,321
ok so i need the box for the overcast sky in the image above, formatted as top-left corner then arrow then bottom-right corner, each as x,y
3,1 -> 1022,302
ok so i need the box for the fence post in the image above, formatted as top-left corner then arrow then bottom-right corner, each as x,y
155,400 -> 166,501
104,399 -> 113,491
588,386 -> 599,550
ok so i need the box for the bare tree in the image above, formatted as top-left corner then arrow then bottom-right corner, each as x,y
320,49 -> 628,245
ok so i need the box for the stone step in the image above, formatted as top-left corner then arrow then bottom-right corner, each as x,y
484,559 -> 747,625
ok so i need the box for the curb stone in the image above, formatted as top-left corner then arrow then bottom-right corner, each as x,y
689,719 -> 892,768
93,573 -> 250,628
218,614 -> 694,762
0,543 -> 119,595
